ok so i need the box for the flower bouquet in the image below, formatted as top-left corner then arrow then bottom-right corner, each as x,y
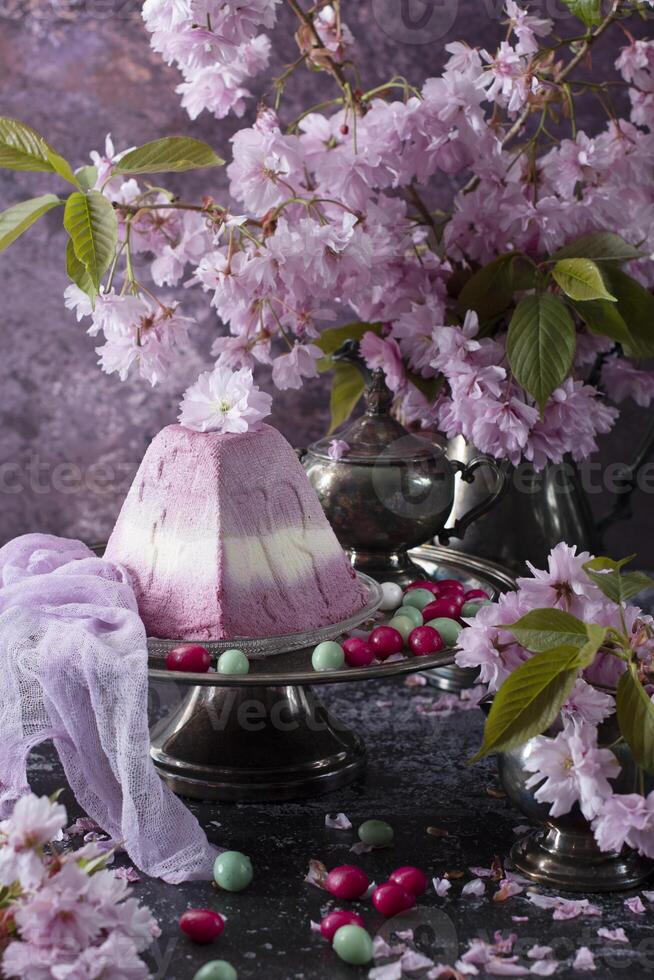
459,543 -> 654,888
0,0 -> 652,472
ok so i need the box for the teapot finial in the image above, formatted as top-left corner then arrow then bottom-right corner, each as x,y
365,368 -> 394,417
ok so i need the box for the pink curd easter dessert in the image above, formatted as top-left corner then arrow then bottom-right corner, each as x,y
105,423 -> 368,640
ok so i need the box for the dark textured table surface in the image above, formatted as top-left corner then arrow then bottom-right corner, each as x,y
28,678 -> 654,980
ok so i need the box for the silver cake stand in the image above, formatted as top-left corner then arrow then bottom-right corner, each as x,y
146,546 -> 516,803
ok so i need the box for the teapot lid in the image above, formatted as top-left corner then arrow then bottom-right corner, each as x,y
309,369 -> 446,464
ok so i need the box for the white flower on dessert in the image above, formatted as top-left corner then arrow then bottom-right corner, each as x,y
178,365 -> 272,433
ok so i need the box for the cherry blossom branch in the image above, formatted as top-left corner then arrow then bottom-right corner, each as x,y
285,0 -> 352,94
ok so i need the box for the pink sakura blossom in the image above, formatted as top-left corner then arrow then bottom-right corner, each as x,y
461,878 -> 486,898
314,4 -> 354,62
523,719 -> 620,821
359,332 -> 406,393
602,357 -> 654,409
572,947 -> 596,971
625,896 -> 646,914
593,791 -> 654,857
178,365 -> 272,433
517,542 -> 597,613
526,893 -> 601,919
228,110 -> 304,213
327,440 -> 350,461
597,927 -> 629,943
433,877 -> 452,897
562,679 -> 614,727
480,42 -> 538,114
504,1 -> 552,55
271,343 -> 322,390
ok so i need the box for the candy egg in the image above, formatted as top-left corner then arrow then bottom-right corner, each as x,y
402,589 -> 434,611
343,637 -> 375,668
358,819 -> 394,847
332,925 -> 374,965
394,604 -> 423,628
371,882 -> 415,917
213,851 -> 253,892
461,599 -> 493,617
193,963 -> 238,980
404,580 -> 440,596
217,649 -> 249,675
435,579 -> 465,596
325,865 -> 369,900
422,597 -> 463,622
378,582 -> 404,611
424,617 -> 462,647
369,626 -> 404,661
179,908 -> 225,944
320,910 -> 365,942
311,641 -> 345,672
409,625 -> 445,656
389,866 -> 429,897
166,644 -> 211,673
464,588 -> 491,601
387,616 -> 415,643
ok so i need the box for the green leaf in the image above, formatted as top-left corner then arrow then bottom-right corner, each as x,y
0,117 -> 79,186
66,238 -> 97,304
577,623 -> 608,668
114,136 -> 224,176
74,165 -> 99,192
0,194 -> 62,252
63,191 -> 118,289
457,254 -> 530,323
616,666 -> 654,775
600,266 -> 654,359
553,232 -> 643,263
553,258 -> 616,303
507,293 -> 576,410
562,0 -> 603,26
584,567 -> 653,604
471,646 -> 582,761
329,364 -> 365,434
571,298 -> 632,346
504,608 -> 588,653
584,554 -> 636,573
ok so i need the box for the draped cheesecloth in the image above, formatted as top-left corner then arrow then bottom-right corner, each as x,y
0,534 -> 218,883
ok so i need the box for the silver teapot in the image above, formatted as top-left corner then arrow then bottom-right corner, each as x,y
302,350 -> 506,586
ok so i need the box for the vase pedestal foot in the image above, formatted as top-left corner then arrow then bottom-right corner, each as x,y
510,826 -> 654,893
150,684 -> 366,803
424,665 -> 479,693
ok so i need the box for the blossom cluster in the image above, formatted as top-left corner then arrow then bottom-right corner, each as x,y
0,793 -> 159,979
65,2 -> 654,467
456,542 -> 654,858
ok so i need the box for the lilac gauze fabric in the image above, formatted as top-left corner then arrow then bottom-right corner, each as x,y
0,533 -> 218,883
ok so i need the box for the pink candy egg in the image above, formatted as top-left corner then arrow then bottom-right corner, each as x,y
435,579 -> 465,596
371,883 -> 415,917
421,597 -> 463,622
389,866 -> 429,897
343,637 -> 375,668
404,580 -> 440,596
464,588 -> 491,601
166,644 -> 211,673
369,626 -> 404,661
325,865 -> 370,900
179,908 -> 225,944
320,910 -> 365,942
408,626 -> 445,656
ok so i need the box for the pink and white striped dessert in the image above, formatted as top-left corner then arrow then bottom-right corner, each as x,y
105,423 -> 367,640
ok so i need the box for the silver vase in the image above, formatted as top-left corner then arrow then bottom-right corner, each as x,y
497,721 -> 654,892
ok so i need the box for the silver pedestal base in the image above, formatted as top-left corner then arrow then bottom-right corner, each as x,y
425,665 -> 479,692
510,826 -> 654,893
150,684 -> 366,802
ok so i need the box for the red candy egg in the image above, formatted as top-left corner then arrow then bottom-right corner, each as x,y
179,908 -> 225,944
343,637 -> 375,668
372,883 -> 415,917
464,588 -> 491,601
325,865 -> 370,900
369,626 -> 404,661
404,580 -> 440,596
320,910 -> 365,942
409,626 -> 444,656
166,644 -> 211,673
435,579 -> 465,596
421,597 -> 463,622
389,866 -> 429,897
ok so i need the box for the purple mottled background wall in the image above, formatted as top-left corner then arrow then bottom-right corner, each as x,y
0,0 -> 652,565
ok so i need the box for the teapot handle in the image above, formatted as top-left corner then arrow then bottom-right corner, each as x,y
438,456 -> 509,546
596,416 -> 654,544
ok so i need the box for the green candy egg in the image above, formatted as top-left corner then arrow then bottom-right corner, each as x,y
193,963 -> 238,980
332,924 -> 374,965
402,588 -> 434,611
395,603 -> 423,627
425,617 -> 463,647
311,641 -> 345,672
388,616 -> 414,643
217,649 -> 250,675
358,819 -> 394,847
461,599 -> 493,618
213,851 -> 253,892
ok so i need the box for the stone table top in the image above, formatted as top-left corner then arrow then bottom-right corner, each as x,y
28,678 -> 654,980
